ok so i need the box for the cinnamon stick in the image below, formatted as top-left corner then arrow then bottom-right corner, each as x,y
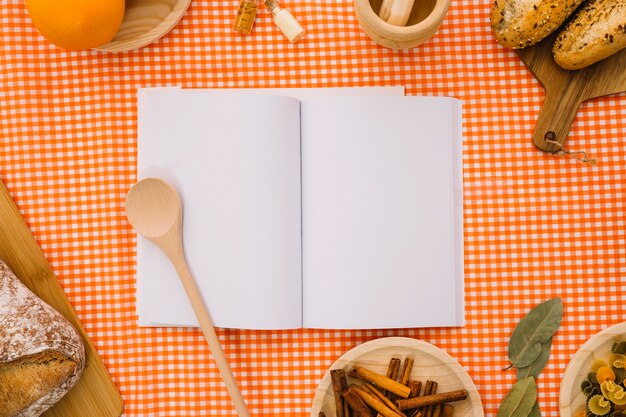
413,380 -> 433,417
353,385 -> 404,417
399,358 -> 414,386
422,381 -> 434,398
407,381 -> 423,417
350,365 -> 411,399
343,386 -> 374,417
408,380 -> 422,398
424,381 -> 438,417
363,383 -> 406,417
395,390 -> 468,411
331,369 -> 349,417
441,405 -> 454,417
386,358 -> 401,380
386,358 -> 401,399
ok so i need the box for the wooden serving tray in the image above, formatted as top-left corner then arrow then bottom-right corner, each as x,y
516,33 -> 626,152
0,177 -> 123,417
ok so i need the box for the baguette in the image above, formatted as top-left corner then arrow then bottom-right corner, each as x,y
0,260 -> 85,417
491,0 -> 585,49
553,0 -> 626,70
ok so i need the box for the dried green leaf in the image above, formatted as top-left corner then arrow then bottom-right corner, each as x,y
517,338 -> 553,379
497,377 -> 538,417
508,298 -> 563,368
529,401 -> 541,417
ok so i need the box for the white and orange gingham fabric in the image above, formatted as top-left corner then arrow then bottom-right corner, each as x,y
1,0 -> 626,415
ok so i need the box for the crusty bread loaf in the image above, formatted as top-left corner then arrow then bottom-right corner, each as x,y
491,0 -> 585,49
553,0 -> 626,70
0,260 -> 85,417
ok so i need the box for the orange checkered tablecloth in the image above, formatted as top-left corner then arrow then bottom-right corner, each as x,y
1,0 -> 625,415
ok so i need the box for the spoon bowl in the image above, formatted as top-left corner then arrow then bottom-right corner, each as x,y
125,178 -> 181,240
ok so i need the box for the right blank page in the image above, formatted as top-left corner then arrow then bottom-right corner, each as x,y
301,96 -> 463,329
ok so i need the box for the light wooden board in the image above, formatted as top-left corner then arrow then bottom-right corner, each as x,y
95,0 -> 192,52
516,33 -> 626,153
310,337 -> 484,417
560,321 -> 626,417
0,177 -> 123,417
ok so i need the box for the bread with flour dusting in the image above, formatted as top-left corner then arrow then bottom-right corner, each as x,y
491,0 -> 585,48
0,260 -> 85,417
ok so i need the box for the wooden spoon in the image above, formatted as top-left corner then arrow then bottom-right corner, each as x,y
125,178 -> 251,417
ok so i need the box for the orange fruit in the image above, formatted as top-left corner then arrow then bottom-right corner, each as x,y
25,0 -> 125,50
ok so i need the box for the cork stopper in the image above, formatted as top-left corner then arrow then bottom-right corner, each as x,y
264,0 -> 279,13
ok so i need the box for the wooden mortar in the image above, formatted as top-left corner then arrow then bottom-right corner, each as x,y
354,0 -> 450,49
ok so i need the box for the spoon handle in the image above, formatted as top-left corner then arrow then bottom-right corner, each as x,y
168,249 -> 252,417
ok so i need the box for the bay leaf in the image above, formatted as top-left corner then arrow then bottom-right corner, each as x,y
497,377 -> 537,417
516,338 -> 553,379
508,298 -> 563,368
529,401 -> 541,417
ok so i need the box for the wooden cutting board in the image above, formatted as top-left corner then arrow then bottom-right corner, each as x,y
0,177 -> 123,417
516,32 -> 626,152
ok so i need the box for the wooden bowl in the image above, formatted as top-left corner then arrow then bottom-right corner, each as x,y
95,0 -> 192,52
560,322 -> 626,417
310,337 -> 484,417
354,0 -> 450,49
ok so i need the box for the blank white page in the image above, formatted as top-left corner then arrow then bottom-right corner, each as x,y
300,96 -> 464,329
137,90 -> 302,329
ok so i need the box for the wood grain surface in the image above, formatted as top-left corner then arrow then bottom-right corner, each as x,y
0,177 -> 123,417
354,0 -> 449,49
310,337 -> 483,417
516,33 -> 626,152
95,0 -> 192,52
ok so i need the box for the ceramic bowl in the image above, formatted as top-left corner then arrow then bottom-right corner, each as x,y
95,0 -> 192,52
354,0 -> 451,49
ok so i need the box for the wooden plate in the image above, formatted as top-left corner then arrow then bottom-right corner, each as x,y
310,337 -> 484,417
560,322 -> 626,417
95,0 -> 192,52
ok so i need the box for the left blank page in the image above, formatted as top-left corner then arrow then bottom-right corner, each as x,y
137,89 -> 303,329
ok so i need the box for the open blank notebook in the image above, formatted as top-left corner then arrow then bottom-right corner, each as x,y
137,88 -> 464,330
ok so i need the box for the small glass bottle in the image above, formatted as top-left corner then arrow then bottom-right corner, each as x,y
233,0 -> 258,35
264,0 -> 305,43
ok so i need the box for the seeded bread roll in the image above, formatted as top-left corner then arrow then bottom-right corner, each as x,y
553,0 -> 626,70
491,0 -> 585,49
0,260 -> 85,417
